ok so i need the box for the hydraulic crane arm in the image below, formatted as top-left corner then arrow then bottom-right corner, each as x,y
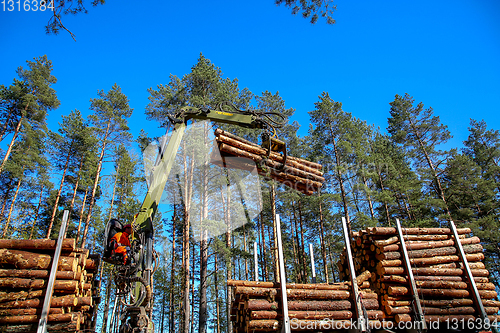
135,103 -> 274,234
114,103 -> 285,333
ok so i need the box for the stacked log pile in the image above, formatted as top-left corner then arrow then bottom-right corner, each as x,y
0,239 -> 100,332
338,227 -> 500,327
228,272 -> 388,333
213,129 -> 324,195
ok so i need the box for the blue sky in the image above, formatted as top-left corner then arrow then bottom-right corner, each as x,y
1,0 -> 499,150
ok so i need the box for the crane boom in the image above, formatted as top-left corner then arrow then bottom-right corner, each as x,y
107,103 -> 283,333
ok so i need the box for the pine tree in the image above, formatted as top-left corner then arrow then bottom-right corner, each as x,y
80,83 -> 133,247
0,55 -> 59,175
46,110 -> 90,237
387,93 -> 452,223
308,92 -> 357,234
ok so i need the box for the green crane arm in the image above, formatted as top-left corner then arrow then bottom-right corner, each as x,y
117,104 -> 283,333
134,105 -> 266,233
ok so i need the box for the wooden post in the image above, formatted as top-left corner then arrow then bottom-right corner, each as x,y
309,243 -> 317,283
276,214 -> 290,333
37,210 -> 69,333
341,217 -> 367,333
254,241 -> 259,281
395,218 -> 427,332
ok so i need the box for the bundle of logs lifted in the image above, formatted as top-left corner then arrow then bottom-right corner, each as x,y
0,239 -> 100,332
213,129 -> 324,195
228,272 -> 389,333
338,227 -> 500,327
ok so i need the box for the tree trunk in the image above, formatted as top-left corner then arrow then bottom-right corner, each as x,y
290,217 -> 301,283
0,114 -> 24,174
224,186 -> 232,333
29,185 -> 45,239
0,107 -> 14,142
75,189 -> 88,246
190,242 -> 195,333
291,202 -> 303,283
2,173 -> 23,238
243,227 -> 248,281
107,164 -> 120,221
169,211 -> 176,333
362,175 -> 375,219
298,200 -> 308,282
81,121 -> 111,248
47,144 -> 74,238
68,160 -> 83,216
260,209 -> 268,281
318,193 -> 329,283
270,182 -> 278,282
377,171 -> 391,226
181,143 -> 195,333
215,253 -> 220,333
101,275 -> 112,333
330,132 -> 352,235
0,186 -> 12,233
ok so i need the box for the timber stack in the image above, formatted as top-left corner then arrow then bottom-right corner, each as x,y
228,273 -> 386,332
338,227 -> 500,327
213,129 -> 324,195
0,238 -> 100,332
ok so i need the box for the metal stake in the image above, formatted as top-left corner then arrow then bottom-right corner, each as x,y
449,220 -> 497,333
395,218 -> 427,332
341,217 -> 367,333
254,241 -> 259,281
309,243 -> 317,283
276,214 -> 290,333
37,210 -> 69,333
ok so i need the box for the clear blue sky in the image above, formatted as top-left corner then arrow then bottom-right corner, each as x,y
1,0 -> 499,149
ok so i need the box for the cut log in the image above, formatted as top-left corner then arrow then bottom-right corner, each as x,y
215,130 -> 323,171
0,290 -> 43,303
376,244 -> 483,261
356,270 -> 371,285
0,307 -> 64,316
84,258 -> 97,271
378,266 -> 487,277
75,297 -> 92,307
0,296 -> 78,308
218,143 -> 322,193
0,269 -> 77,280
0,278 -> 79,292
420,299 -> 500,308
368,227 -> 471,236
230,279 -> 355,290
0,312 -> 80,324
0,239 -> 75,252
249,310 -> 353,320
379,236 -> 481,253
247,319 -> 280,330
0,249 -> 77,271
248,299 -> 379,311
0,322 -> 79,332
387,286 -> 497,299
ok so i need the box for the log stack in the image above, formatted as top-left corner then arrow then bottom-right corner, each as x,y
228,272 -> 387,332
338,227 -> 500,327
0,238 -> 100,332
213,129 -> 324,195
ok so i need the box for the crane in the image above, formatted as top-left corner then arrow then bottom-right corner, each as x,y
103,102 -> 286,333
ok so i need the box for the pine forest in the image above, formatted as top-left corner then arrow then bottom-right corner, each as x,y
1,54 -> 499,333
